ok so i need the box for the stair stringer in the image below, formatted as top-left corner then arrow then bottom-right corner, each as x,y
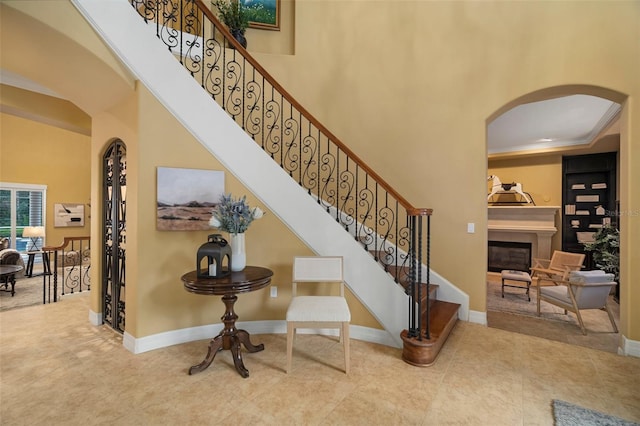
72,0 -> 468,347
334,207 -> 470,320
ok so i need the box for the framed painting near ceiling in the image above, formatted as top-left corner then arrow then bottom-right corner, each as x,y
156,167 -> 225,231
246,0 -> 280,30
54,203 -> 85,227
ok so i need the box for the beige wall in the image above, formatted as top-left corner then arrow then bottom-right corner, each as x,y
0,2 -> 135,116
2,0 -> 639,343
0,112 -> 91,245
488,155 -> 564,252
88,84 -> 382,337
253,0 -> 639,340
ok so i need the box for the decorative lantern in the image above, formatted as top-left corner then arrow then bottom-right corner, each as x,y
197,234 -> 232,278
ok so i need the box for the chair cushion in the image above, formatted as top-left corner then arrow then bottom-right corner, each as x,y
569,270 -> 615,283
540,285 -> 572,305
572,284 -> 614,309
541,282 -> 614,310
286,296 -> 351,322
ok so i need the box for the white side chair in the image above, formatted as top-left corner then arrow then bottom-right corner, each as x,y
286,256 -> 351,374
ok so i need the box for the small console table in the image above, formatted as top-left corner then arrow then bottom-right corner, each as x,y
181,266 -> 273,378
25,251 -> 51,278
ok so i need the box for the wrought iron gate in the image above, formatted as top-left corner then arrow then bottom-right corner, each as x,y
102,139 -> 126,333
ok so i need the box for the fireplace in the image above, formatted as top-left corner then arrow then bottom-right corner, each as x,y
488,206 -> 559,262
488,241 -> 532,273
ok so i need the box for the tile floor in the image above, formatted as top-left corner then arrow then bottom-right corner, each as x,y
1,293 -> 639,425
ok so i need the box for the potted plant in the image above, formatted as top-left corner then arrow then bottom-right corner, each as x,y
208,193 -> 264,271
584,224 -> 620,301
212,0 -> 249,48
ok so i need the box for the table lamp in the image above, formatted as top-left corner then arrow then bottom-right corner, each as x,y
22,226 -> 45,252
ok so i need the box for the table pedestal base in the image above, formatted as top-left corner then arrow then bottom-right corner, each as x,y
189,294 -> 264,378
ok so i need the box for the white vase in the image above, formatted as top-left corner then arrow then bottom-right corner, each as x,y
230,233 -> 246,272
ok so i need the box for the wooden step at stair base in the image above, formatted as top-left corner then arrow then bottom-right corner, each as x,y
408,283 -> 439,310
400,300 -> 460,367
380,264 -> 439,306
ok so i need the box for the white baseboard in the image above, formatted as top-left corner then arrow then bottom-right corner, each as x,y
114,312 -> 640,358
619,334 -> 640,358
468,310 -> 488,326
122,320 -> 399,354
89,309 -> 101,326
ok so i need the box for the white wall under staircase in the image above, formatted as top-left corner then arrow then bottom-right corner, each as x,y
73,0 -> 469,350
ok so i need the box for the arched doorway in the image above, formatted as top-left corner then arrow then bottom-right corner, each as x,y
102,139 -> 127,333
485,85 -> 626,353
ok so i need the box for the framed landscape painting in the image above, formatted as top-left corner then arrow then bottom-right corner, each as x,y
246,0 -> 280,30
156,167 -> 225,231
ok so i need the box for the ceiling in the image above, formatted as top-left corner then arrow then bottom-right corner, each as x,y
488,94 -> 621,155
1,69 -> 64,99
2,70 -> 622,155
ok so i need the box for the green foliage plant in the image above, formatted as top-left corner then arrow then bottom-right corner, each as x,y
583,224 -> 620,281
212,0 -> 249,33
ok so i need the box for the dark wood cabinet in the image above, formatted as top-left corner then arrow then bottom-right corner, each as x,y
562,152 -> 617,269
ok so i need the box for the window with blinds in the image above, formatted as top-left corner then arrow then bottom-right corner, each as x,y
0,183 -> 47,252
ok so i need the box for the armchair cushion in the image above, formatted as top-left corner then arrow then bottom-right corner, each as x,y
572,283 -> 615,309
539,285 -> 572,305
569,270 -> 614,283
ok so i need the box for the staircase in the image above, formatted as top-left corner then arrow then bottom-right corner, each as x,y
72,0 -> 461,364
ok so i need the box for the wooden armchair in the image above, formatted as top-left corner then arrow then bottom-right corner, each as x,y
530,250 -> 585,286
536,270 -> 618,335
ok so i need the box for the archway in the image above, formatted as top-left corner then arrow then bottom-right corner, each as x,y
485,85 -> 627,353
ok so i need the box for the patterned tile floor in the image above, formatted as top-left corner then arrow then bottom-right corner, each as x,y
1,294 -> 639,425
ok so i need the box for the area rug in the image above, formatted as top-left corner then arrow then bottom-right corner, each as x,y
553,400 -> 639,426
487,280 -> 569,320
0,274 -> 62,312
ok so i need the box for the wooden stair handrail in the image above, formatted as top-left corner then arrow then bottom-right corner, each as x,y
42,236 -> 90,252
194,0 -> 429,215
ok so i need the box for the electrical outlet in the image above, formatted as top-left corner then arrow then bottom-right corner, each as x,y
270,286 -> 277,298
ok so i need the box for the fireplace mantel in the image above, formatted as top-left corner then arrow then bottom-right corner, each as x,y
488,206 -> 560,262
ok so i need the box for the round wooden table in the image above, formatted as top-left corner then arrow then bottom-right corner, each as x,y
181,266 -> 273,378
0,264 -> 24,297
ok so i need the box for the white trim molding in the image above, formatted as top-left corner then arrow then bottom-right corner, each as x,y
619,334 -> 640,358
468,310 -> 488,326
122,320 -> 399,354
88,309 -> 102,326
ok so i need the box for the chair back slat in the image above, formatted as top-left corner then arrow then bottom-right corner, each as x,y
549,251 -> 585,272
292,256 -> 344,297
